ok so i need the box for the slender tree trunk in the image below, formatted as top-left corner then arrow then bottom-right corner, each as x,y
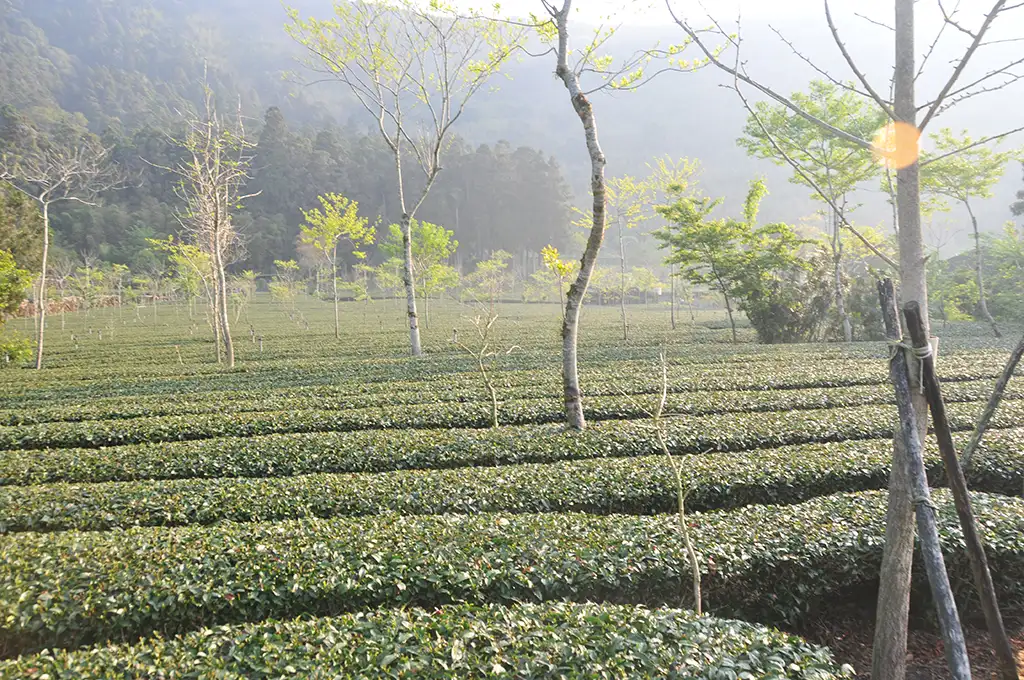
212,282 -> 222,364
618,217 -> 628,341
833,212 -> 853,342
393,143 -> 423,356
883,291 -> 971,680
34,203 -> 49,370
670,265 -> 677,330
723,293 -> 737,343
966,200 -> 1001,338
555,2 -> 607,430
332,261 -> 340,340
216,249 -> 233,368
874,4 -> 928,676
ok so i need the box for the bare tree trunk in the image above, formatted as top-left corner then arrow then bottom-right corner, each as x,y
723,293 -> 737,343
670,265 -> 677,330
332,261 -> 340,340
212,281 -> 222,364
35,203 -> 49,370
833,211 -> 853,342
618,218 -> 628,341
884,294 -> 971,680
873,4 -> 928,676
556,2 -> 607,430
215,244 -> 233,368
966,200 -> 1001,338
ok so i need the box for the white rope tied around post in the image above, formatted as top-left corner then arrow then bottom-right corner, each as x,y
887,339 -> 933,394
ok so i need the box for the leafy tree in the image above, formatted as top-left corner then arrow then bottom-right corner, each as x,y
381,220 -> 459,328
655,179 -> 813,344
655,191 -> 743,342
927,255 -> 978,327
0,249 -> 32,318
287,0 -> 522,356
573,175 -> 652,339
0,184 -> 43,270
541,244 -> 576,319
270,259 -> 301,307
921,129 -> 1019,337
463,250 -> 513,316
300,193 -> 377,339
738,81 -> 882,342
985,224 -> 1024,321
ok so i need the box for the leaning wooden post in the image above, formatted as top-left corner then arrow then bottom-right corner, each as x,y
904,301 -> 1019,680
961,333 -> 1024,470
878,279 -> 971,680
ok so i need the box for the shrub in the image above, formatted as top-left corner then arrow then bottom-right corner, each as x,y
1,490 -> 1021,657
0,602 -> 854,679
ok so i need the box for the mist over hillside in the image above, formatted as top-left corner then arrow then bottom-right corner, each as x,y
1,0 -> 1021,261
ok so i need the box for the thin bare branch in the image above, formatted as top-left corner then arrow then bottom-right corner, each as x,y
922,0 -> 1009,131
855,12 -> 894,31
824,0 -> 896,119
664,0 -> 872,149
768,24 -> 871,98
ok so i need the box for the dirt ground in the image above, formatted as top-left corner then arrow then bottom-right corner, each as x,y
802,605 -> 1024,679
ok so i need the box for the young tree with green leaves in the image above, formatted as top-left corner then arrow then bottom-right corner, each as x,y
655,191 -> 744,342
573,175 -> 651,339
738,80 -> 882,342
463,250 -> 513,316
300,193 -> 377,339
380,219 -> 459,329
271,259 -> 301,307
541,244 -> 575,320
0,249 -> 32,365
655,179 -> 813,344
922,129 -> 1019,338
287,1 -> 523,356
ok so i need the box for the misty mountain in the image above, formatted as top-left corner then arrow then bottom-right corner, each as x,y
2,0 -> 1021,260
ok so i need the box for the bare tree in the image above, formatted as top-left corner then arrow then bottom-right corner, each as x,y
665,1 -> 1023,677
287,0 -> 523,356
0,130 -> 122,369
160,79 -> 257,368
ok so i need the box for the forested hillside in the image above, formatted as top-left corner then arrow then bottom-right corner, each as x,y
0,0 -> 1021,272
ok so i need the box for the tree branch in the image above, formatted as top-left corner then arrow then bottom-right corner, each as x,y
919,125 -> 1024,167
664,0 -> 873,149
824,0 -> 896,119
921,0 -> 1009,131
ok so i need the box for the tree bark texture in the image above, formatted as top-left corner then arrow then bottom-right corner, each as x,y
618,218 -> 628,341
833,211 -> 853,342
332,260 -> 340,340
966,200 -> 1001,338
904,302 -> 1018,680
34,203 -> 49,370
873,2 -> 929,675
882,294 -> 971,679
555,0 -> 607,430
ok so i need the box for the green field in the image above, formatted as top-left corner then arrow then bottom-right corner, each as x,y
1,297 -> 1023,678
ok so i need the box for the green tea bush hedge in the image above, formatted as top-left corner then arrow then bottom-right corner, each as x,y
2,490 -> 1022,657
4,403 -> 1023,487
3,435 -> 1021,533
0,602 -> 853,679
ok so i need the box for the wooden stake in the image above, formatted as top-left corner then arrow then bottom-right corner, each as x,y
904,301 -> 1019,680
878,280 -> 971,680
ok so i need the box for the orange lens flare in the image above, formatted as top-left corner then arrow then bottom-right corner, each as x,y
871,121 -> 921,170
